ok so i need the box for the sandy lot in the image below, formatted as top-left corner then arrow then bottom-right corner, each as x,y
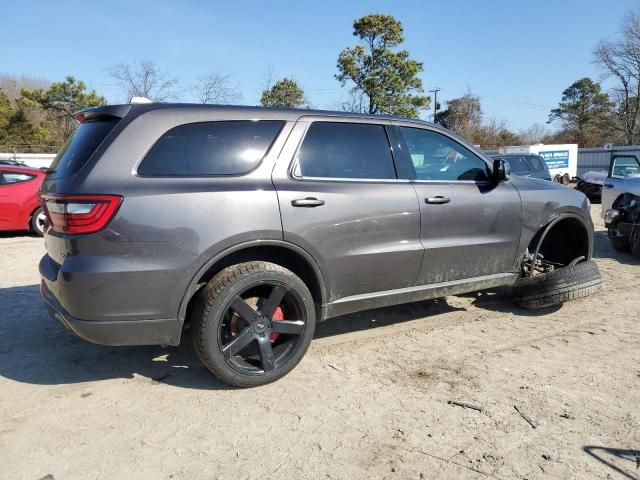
0,209 -> 639,480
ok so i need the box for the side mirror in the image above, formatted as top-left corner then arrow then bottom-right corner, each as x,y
493,159 -> 511,182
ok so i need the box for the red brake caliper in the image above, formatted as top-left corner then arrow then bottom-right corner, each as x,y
270,306 -> 284,343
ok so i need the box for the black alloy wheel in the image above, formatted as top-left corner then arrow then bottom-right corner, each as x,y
193,261 -> 316,387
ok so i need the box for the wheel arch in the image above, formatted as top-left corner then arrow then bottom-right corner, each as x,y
178,240 -> 327,325
525,213 -> 592,269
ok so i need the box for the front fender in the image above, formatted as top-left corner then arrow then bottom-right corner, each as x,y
510,176 -> 593,265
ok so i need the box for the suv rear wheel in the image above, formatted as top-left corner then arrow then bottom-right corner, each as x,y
192,261 -> 316,387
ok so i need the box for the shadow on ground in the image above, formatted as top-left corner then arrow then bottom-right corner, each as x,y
461,287 -> 563,316
314,297 -> 465,338
0,285 -> 232,390
592,231 -> 640,265
0,231 -> 38,239
583,446 -> 640,480
0,284 -> 475,389
0,281 -> 564,390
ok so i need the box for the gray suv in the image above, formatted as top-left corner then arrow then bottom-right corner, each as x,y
39,104 -> 602,387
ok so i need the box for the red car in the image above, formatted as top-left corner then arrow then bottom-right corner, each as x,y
0,165 -> 46,236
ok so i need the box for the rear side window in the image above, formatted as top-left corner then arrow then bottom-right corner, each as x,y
507,156 -> 531,174
138,120 -> 284,176
527,155 -> 546,172
296,122 -> 396,179
0,172 -> 36,185
50,119 -> 119,178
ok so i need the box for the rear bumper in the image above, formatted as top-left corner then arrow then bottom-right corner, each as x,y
39,259 -> 181,346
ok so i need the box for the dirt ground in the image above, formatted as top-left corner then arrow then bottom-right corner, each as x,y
0,209 -> 639,480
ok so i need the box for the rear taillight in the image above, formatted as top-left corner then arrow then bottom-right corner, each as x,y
40,194 -> 122,234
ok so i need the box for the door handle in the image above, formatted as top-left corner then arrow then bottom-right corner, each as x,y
603,183 -> 614,189
291,197 -> 325,207
425,196 -> 450,205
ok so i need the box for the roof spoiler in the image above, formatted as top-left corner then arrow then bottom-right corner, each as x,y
74,104 -> 133,124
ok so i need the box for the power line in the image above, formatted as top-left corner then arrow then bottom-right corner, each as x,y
429,87 -> 441,124
426,85 -> 554,111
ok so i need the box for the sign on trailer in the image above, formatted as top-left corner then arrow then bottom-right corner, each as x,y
504,144 -> 578,180
539,150 -> 570,169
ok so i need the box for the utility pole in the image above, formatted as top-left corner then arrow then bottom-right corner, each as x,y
429,88 -> 440,124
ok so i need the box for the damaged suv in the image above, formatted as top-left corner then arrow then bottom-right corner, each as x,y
39,104 -> 602,387
602,154 -> 640,255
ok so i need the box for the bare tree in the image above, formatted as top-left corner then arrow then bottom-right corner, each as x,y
336,91 -> 368,113
260,63 -> 278,92
519,123 -> 550,144
593,8 -> 640,144
0,73 -> 50,106
108,60 -> 179,102
191,72 -> 242,104
473,116 -> 521,149
436,93 -> 483,138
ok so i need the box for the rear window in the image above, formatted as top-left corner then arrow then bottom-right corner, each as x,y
49,119 -> 119,178
138,120 -> 284,176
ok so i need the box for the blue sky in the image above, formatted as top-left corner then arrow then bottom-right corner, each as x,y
2,0 -> 637,129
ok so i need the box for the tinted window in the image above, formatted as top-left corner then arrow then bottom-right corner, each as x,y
399,127 -> 490,181
50,119 -> 119,178
297,122 -> 396,179
139,120 -> 284,176
611,156 -> 640,178
527,155 -> 546,172
0,172 -> 35,185
501,156 -> 530,174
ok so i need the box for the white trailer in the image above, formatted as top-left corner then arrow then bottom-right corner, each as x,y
503,144 -> 578,182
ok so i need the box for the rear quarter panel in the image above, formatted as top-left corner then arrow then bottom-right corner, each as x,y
40,109 -> 294,322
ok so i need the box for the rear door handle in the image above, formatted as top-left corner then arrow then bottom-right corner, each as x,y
425,196 -> 450,205
291,197 -> 325,208
603,183 -> 614,189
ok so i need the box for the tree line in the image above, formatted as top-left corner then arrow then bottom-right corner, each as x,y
1,10 -> 639,153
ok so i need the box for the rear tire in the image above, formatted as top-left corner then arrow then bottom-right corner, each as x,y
513,260 -> 603,309
630,228 -> 640,256
192,261 -> 316,387
30,208 -> 46,236
608,227 -> 630,252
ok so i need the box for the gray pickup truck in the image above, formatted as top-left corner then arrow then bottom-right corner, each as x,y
602,154 -> 640,255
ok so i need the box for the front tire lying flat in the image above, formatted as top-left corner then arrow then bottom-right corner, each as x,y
513,259 -> 603,309
193,261 -> 316,388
